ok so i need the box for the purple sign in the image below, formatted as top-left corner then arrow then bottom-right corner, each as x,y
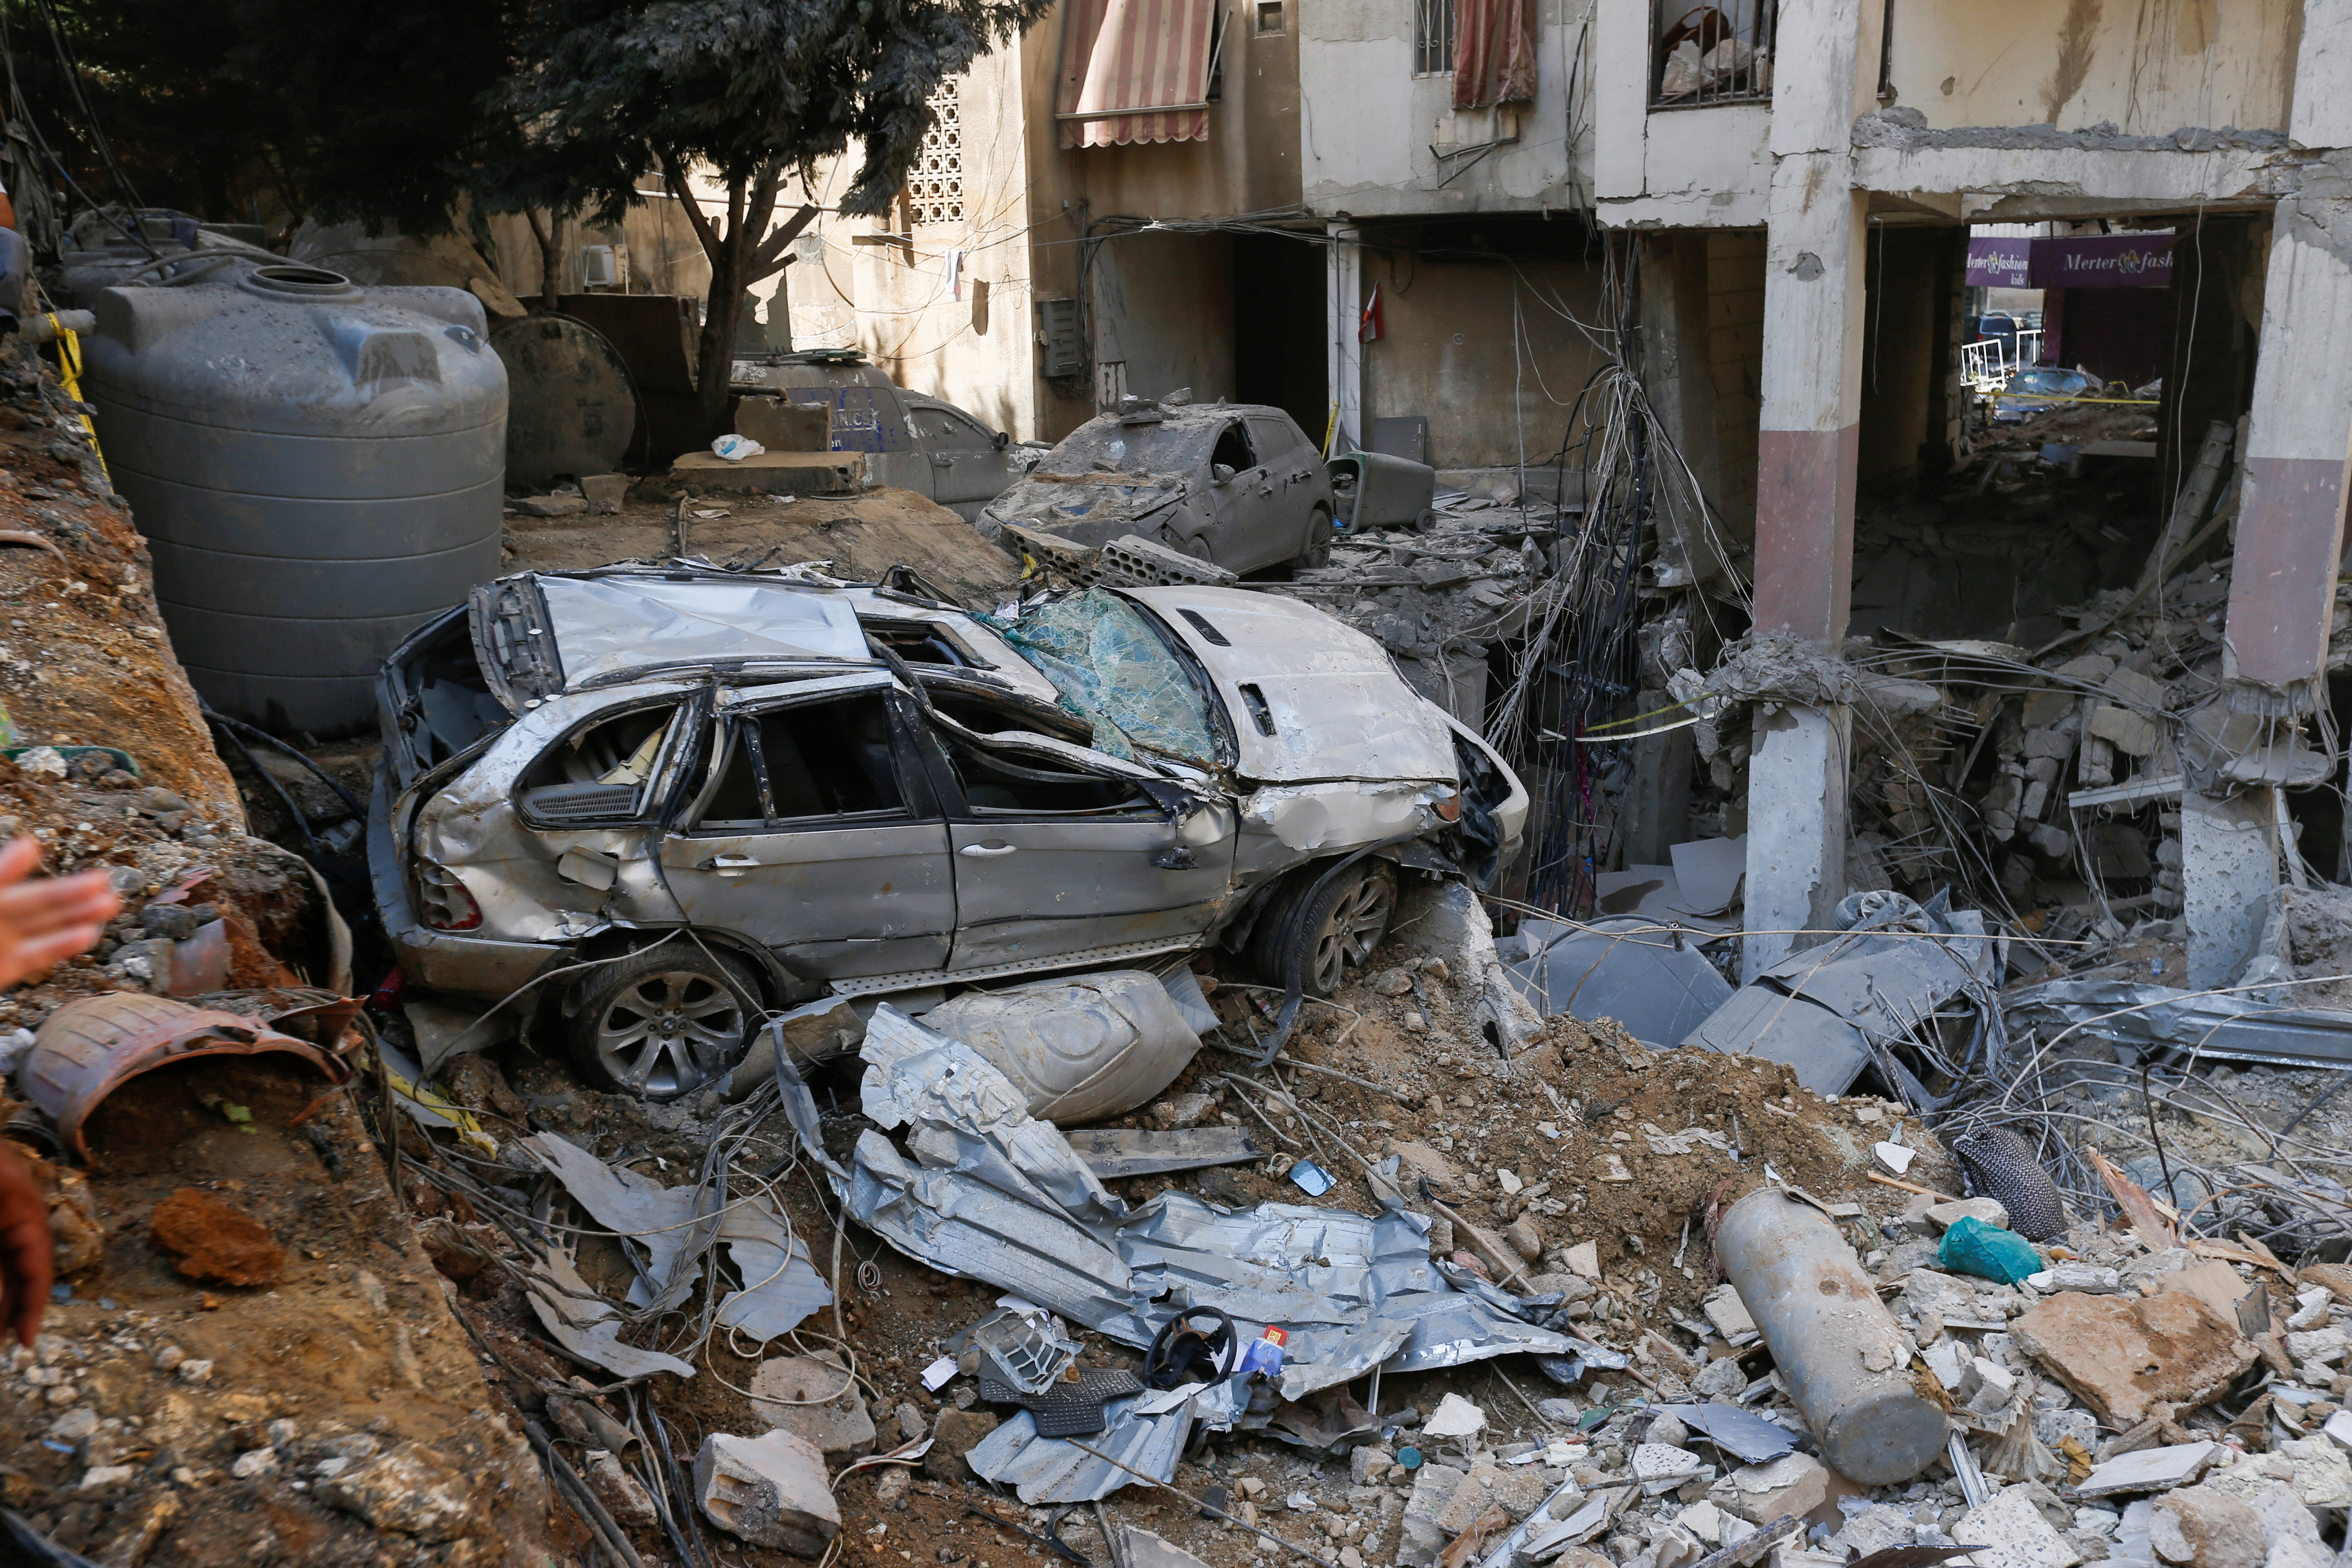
1966,237 -> 2031,289
1968,233 -> 2174,291
2033,234 -> 2173,288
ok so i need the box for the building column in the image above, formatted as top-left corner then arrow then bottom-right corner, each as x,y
1741,164 -> 1868,980
1326,223 -> 1362,454
1737,0 -> 1873,980
2194,195 -> 2352,983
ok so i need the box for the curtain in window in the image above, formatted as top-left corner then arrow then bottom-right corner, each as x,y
1452,0 -> 1537,108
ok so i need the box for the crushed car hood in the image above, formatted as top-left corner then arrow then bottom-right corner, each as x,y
470,572 -> 872,708
1117,587 -> 1460,784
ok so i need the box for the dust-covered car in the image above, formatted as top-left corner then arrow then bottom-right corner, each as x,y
370,567 -> 1525,1099
980,399 -> 1336,574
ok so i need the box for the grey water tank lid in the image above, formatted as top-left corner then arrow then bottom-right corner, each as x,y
237,265 -> 356,299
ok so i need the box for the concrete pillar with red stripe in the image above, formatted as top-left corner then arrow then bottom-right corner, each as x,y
1740,0 -> 1874,980
2191,16 -> 2352,985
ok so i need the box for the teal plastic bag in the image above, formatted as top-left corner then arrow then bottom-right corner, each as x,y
1937,1215 -> 2041,1285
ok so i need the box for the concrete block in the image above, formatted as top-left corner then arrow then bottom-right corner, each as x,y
2090,705 -> 2161,757
1709,1452 -> 1832,1526
1956,1487 -> 2081,1568
750,1353 -> 877,1455
1832,1504 -> 1913,1554
1926,1198 -> 2010,1232
735,398 -> 831,452
694,1430 -> 841,1554
2149,1484 -> 2261,1568
581,473 -> 627,514
512,494 -> 588,518
2073,1441 -> 2216,1499
2011,1290 -> 2258,1426
671,449 -> 863,494
2022,725 -> 2079,760
1958,1355 -> 2019,1415
583,1449 -> 659,1529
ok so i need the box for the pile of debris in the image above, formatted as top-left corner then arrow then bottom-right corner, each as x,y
1687,420 -> 2276,937
1286,489 -> 1571,727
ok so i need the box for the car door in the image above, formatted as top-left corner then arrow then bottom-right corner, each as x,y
1201,418 -> 1289,573
1246,412 -> 1326,554
907,401 -> 1020,519
912,697 -> 1236,969
657,676 -> 956,979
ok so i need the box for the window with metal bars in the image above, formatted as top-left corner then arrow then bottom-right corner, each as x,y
1651,0 -> 1776,107
905,86 -> 964,227
1413,0 -> 1455,76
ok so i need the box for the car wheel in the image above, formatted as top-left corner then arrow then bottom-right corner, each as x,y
1251,859 -> 1398,999
567,945 -> 762,1101
1294,506 -> 1334,570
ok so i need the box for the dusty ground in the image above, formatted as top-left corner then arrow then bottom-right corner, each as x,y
387,887 -> 1954,1568
0,1053 -> 549,1565
502,485 -> 1022,604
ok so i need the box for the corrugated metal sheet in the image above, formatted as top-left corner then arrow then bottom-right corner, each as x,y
1055,0 -> 1218,149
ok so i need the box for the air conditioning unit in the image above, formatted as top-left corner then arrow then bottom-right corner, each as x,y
578,245 -> 618,289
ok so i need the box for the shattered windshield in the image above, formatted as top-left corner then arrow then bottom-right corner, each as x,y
982,590 -> 1216,765
1048,417 -> 1218,473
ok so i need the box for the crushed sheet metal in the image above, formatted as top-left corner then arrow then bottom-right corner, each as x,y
820,1005 -> 1573,1399
1663,1401 -> 1800,1463
2005,980 -> 2352,1070
533,573 -> 869,691
966,1380 -> 1246,1504
526,1245 -> 697,1381
523,1131 -> 831,1339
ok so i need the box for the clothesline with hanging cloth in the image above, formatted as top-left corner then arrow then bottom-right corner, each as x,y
1453,0 -> 1539,108
1056,0 -> 1220,148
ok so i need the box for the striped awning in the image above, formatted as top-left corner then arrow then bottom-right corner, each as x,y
1055,0 -> 1219,148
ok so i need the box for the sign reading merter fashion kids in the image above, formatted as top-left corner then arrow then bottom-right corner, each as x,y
1967,233 -> 2174,290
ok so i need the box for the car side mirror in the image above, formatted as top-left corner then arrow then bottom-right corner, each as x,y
993,430 -> 1010,451
1212,463 -> 1236,484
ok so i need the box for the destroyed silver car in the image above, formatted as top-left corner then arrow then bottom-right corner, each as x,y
370,567 -> 1525,1099
980,400 -> 1337,574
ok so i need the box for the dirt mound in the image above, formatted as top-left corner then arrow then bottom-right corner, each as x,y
150,1188 -> 287,1287
504,483 -> 1022,605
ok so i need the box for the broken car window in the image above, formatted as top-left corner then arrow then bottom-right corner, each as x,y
1209,421 -> 1256,474
693,692 -> 906,831
984,590 -> 1217,765
517,703 -> 680,823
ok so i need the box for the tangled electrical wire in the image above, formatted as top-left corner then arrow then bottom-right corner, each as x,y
350,967 -> 885,1568
1484,237 -> 1750,917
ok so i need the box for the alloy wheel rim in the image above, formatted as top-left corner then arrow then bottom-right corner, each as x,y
1310,874 -> 1393,993
594,970 -> 744,1097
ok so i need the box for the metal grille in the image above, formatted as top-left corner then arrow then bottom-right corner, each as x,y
1413,0 -> 1454,76
1651,0 -> 1775,107
906,87 -> 963,227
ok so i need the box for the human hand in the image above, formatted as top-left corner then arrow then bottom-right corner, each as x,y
0,836 -> 118,990
0,1141 -> 50,1347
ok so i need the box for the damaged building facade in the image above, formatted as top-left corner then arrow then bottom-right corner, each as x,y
1564,0 -> 2352,986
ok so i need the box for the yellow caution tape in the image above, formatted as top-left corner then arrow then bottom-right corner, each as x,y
379,1053 -> 499,1157
1986,394 -> 2161,407
1582,693 -> 1706,735
45,315 -> 108,480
